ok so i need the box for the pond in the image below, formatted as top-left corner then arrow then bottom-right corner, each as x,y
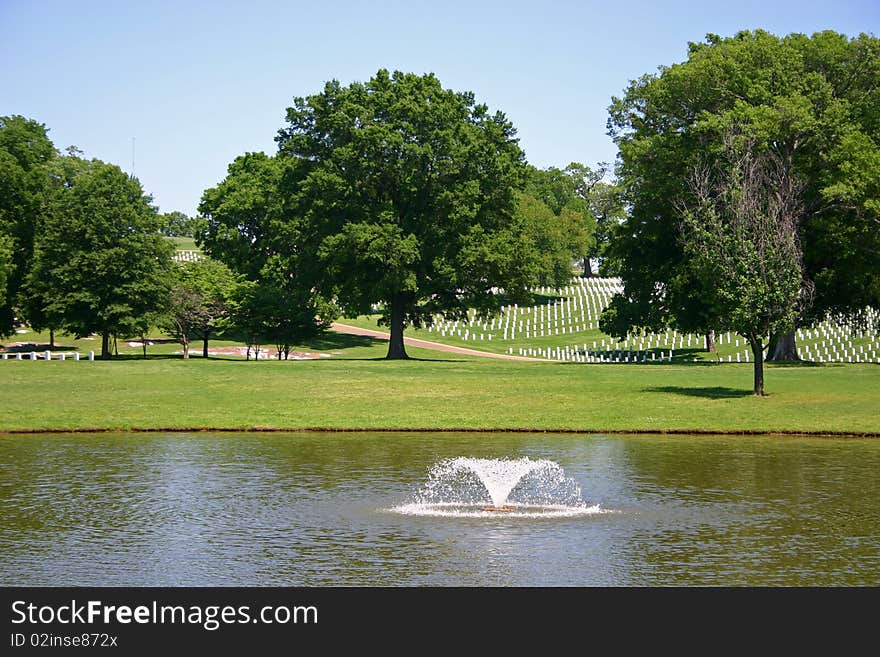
1,431 -> 878,586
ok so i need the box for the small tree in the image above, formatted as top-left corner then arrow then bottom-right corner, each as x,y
679,142 -> 809,395
163,286 -> 208,359
162,259 -> 237,359
224,268 -> 334,361
224,280 -> 265,360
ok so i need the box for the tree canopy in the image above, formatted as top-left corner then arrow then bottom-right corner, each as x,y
0,234 -> 12,308
602,30 -> 880,353
198,152 -> 287,280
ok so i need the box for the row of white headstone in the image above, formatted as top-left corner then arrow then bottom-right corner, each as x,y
510,345 -> 759,364
427,277 -> 624,340
795,311 -> 878,363
423,277 -> 879,363
511,345 -> 678,363
172,250 -> 203,262
1,351 -> 95,361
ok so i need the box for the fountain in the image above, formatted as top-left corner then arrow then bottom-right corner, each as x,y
391,457 -> 605,518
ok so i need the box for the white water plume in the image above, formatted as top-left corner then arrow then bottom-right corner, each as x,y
391,457 -> 605,518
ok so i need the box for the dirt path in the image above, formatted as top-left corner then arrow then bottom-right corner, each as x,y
331,323 -> 545,361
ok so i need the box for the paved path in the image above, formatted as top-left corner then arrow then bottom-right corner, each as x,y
331,323 -> 545,361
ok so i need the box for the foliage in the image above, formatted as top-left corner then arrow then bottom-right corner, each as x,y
513,192 -> 582,286
199,152 -> 336,355
0,115 -> 56,336
679,142 -> 807,394
163,287 -> 209,359
223,273 -> 334,360
603,30 -> 880,342
0,234 -> 12,305
25,156 -> 174,358
161,258 -> 238,358
159,210 -> 203,238
276,69 -> 537,358
525,162 -> 624,275
198,152 -> 286,280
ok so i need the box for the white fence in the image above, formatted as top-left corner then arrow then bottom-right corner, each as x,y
1,350 -> 94,361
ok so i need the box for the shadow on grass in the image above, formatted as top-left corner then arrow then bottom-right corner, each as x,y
643,385 -> 753,399
300,332 -> 379,350
766,360 -> 824,368
90,353 -> 185,361
328,355 -> 468,362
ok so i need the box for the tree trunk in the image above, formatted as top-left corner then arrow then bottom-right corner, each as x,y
386,294 -> 409,360
749,336 -> 766,397
705,330 -> 716,353
203,333 -> 210,359
142,339 -> 147,359
767,329 -> 799,361
100,332 -> 111,360
182,337 -> 189,360
582,256 -> 594,278
49,328 -> 55,349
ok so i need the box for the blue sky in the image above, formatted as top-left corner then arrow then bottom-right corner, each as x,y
2,0 -> 878,216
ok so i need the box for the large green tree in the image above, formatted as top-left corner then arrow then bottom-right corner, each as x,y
525,164 -> 593,277
603,30 -> 880,357
0,115 -> 56,337
26,156 -> 174,358
276,69 -> 538,359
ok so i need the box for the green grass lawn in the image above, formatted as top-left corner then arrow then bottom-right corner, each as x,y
2,352 -> 877,434
167,236 -> 200,251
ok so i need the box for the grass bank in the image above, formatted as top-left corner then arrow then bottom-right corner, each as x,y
2,354 -> 878,434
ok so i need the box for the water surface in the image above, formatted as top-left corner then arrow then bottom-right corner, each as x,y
1,431 -> 878,585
